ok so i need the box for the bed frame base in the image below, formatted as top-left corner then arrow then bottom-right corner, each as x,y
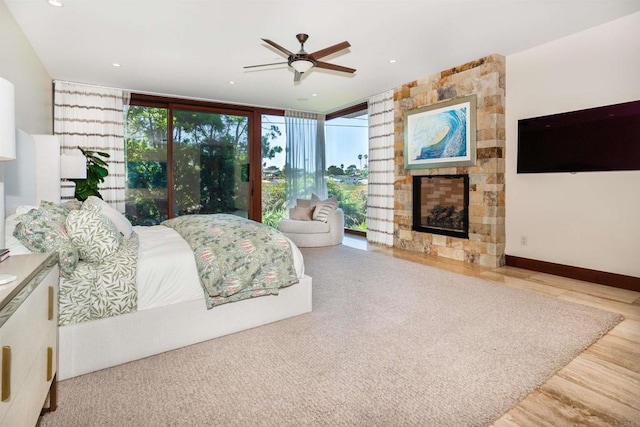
59,275 -> 312,380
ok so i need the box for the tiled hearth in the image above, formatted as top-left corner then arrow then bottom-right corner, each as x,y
394,55 -> 506,268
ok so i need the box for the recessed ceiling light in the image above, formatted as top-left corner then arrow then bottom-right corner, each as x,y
48,0 -> 63,7
389,59 -> 397,64
228,81 -> 236,85
311,93 -> 318,97
112,63 -> 121,67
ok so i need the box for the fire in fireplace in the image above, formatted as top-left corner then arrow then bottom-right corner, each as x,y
412,174 -> 469,238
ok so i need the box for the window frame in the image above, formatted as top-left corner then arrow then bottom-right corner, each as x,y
127,93 -> 283,222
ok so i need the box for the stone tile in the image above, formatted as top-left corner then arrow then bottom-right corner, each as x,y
486,174 -> 505,184
412,93 -> 428,108
465,250 -> 481,264
477,184 -> 504,192
477,147 -> 503,160
483,191 -> 498,206
410,84 -> 430,97
438,247 -> 466,261
432,234 -> 448,246
398,229 -> 413,240
437,86 -> 458,100
476,140 -> 505,149
476,128 -> 498,141
440,56 -> 492,78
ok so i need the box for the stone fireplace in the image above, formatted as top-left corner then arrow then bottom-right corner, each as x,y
394,54 -> 506,268
413,175 -> 469,239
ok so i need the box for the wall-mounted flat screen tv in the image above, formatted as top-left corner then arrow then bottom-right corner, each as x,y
517,99 -> 640,173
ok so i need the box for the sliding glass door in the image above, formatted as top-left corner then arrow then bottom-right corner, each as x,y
125,106 -> 170,224
125,101 -> 255,224
172,108 -> 250,217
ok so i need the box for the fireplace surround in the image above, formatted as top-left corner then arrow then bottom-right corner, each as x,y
412,174 -> 469,239
394,54 -> 505,268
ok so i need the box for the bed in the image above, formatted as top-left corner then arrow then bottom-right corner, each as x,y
3,130 -> 312,380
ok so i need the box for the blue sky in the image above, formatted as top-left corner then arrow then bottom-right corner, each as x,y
262,114 -> 368,170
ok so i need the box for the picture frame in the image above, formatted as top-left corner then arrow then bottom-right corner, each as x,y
404,94 -> 477,170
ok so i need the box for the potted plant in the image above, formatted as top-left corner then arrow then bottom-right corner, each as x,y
71,147 -> 110,201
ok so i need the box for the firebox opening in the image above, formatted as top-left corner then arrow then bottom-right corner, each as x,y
412,174 -> 469,239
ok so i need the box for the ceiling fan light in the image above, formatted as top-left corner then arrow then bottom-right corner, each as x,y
291,59 -> 314,73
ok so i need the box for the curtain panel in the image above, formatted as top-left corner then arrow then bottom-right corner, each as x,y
54,81 -> 130,212
367,91 -> 395,246
284,110 -> 327,206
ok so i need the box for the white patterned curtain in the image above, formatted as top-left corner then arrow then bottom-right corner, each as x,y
367,91 -> 395,246
54,81 -> 130,212
285,110 -> 326,206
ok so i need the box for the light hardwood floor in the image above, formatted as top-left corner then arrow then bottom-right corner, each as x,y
343,235 -> 640,427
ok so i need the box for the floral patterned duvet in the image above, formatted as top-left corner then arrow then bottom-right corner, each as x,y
162,214 -> 299,309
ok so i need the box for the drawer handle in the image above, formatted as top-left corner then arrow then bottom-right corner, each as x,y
1,346 -> 10,401
47,347 -> 53,381
48,286 -> 54,320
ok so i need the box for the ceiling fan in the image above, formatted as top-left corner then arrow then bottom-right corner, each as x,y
244,34 -> 356,83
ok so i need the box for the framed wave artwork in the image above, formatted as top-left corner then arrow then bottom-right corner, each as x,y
404,94 -> 477,170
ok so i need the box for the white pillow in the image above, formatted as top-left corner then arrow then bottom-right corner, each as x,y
99,204 -> 133,238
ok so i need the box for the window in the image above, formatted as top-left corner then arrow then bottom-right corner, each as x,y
325,105 -> 368,231
172,108 -> 250,217
261,114 -> 286,227
125,105 -> 169,225
124,95 -> 269,225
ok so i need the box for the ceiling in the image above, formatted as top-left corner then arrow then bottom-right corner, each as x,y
6,0 -> 640,114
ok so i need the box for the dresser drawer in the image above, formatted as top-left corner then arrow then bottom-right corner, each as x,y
1,340 -> 56,427
0,257 -> 58,426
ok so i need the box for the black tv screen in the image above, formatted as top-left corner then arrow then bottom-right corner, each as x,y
517,100 -> 640,173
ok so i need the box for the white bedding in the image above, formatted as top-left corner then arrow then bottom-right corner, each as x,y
135,224 -> 305,311
5,214 -> 306,312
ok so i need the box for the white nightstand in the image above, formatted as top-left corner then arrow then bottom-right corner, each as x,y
0,253 -> 59,427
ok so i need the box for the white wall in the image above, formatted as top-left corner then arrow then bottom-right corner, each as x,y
0,0 -> 52,134
506,12 -> 640,277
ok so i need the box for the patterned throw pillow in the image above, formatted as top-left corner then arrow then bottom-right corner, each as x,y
40,200 -> 70,217
13,206 -> 68,253
12,204 -> 80,275
61,199 -> 83,212
66,210 -> 122,263
81,196 -> 133,238
310,194 -> 338,222
57,238 -> 80,277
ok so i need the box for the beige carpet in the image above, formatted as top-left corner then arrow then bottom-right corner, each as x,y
40,245 -> 622,426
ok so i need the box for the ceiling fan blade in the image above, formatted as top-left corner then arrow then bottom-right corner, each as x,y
314,61 -> 356,74
294,70 -> 302,83
243,61 -> 288,69
309,41 -> 351,60
261,38 -> 294,57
